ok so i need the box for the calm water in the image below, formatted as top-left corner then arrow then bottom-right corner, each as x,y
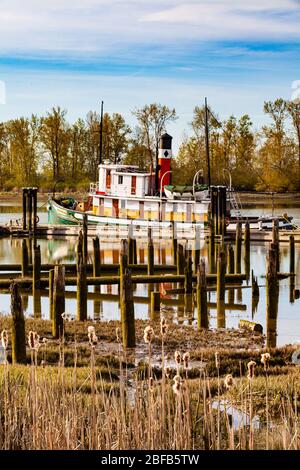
1,201 -> 300,347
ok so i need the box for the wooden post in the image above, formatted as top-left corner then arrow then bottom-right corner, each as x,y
172,221 -> 178,265
49,269 -> 54,320
227,244 -> 235,304
177,244 -> 185,275
120,268 -> 135,348
33,245 -> 41,292
197,259 -> 208,329
92,237 -> 101,277
209,219 -> 216,273
82,214 -> 88,265
52,265 -> 65,338
150,291 -> 161,320
11,282 -> 27,364
77,254 -> 87,321
129,236 -> 134,265
147,237 -> 154,275
21,239 -> 29,277
217,249 -> 226,328
184,257 -> 193,294
266,247 -> 279,348
272,219 -> 280,273
22,188 -> 27,230
235,221 -> 242,273
244,221 -> 251,281
27,188 -> 33,231
193,224 -> 201,272
133,239 -> 137,265
77,231 -> 83,268
32,188 -> 38,234
289,235 -> 295,274
289,235 -> 295,303
120,239 -> 129,278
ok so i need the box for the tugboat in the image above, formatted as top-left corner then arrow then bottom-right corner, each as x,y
47,133 -> 229,233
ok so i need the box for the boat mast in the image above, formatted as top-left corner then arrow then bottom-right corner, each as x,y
204,97 -> 211,187
99,100 -> 104,165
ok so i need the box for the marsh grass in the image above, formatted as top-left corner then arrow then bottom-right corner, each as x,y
0,317 -> 300,450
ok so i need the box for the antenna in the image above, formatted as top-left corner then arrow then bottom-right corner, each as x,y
99,101 -> 104,165
204,97 -> 211,187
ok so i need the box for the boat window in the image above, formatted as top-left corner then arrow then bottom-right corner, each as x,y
121,199 -> 126,209
118,175 -> 123,185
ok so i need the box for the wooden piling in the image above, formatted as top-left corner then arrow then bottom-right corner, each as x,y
77,231 -> 83,268
27,188 -> 33,231
266,247 -> 279,348
177,244 -> 185,275
150,291 -> 161,320
120,268 -> 135,348
21,239 -> 29,277
22,188 -> 27,231
235,221 -> 242,273
184,256 -> 193,294
77,254 -> 87,321
11,282 -> 27,364
49,269 -> 54,320
92,237 -> 101,277
32,188 -> 38,234
52,265 -> 65,338
272,219 -> 280,273
217,249 -> 226,328
147,237 -> 154,275
197,259 -> 208,329
289,235 -> 295,274
227,244 -> 235,304
82,214 -> 88,264
120,239 -> 129,278
172,222 -> 178,265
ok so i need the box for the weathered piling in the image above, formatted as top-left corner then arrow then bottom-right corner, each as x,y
92,237 -> 101,277
217,249 -> 226,328
77,230 -> 83,268
244,221 -> 251,281
147,237 -> 154,275
82,214 -> 88,264
150,291 -> 161,320
227,244 -> 235,304
11,282 -> 27,364
272,219 -> 280,273
120,239 -> 129,277
120,268 -> 135,348
49,269 -> 54,320
52,265 -> 65,338
21,239 -> 29,277
235,221 -> 242,273
239,319 -> 263,334
172,222 -> 178,265
289,235 -> 295,303
193,224 -> 201,272
209,220 -> 216,273
177,244 -> 185,275
184,257 -> 193,294
22,188 -> 27,230
32,187 -> 38,234
266,247 -> 279,348
133,239 -> 137,265
197,259 -> 208,329
77,254 -> 87,321
27,188 -> 33,231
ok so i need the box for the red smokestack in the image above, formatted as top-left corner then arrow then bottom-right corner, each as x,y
158,133 -> 172,194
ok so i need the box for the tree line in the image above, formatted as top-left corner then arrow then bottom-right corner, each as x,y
0,99 -> 299,192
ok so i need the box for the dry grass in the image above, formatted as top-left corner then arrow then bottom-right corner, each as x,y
0,316 -> 300,450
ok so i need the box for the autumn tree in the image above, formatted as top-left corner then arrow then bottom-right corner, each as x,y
40,107 -> 70,180
132,103 -> 177,168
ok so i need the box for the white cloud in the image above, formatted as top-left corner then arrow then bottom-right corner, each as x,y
0,0 -> 299,55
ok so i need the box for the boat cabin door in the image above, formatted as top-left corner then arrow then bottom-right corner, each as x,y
113,199 -> 119,218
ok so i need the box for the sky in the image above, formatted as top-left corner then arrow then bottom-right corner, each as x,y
0,0 -> 300,152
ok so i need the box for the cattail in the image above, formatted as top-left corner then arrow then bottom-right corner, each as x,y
1,330 -> 8,350
149,377 -> 154,388
174,350 -> 181,365
28,331 -> 40,351
247,360 -> 256,380
144,326 -> 154,344
215,352 -> 220,369
224,374 -> 234,390
183,352 -> 190,370
61,312 -> 73,322
165,367 -> 172,378
116,327 -> 121,343
160,317 -> 168,336
172,375 -> 182,396
261,353 -> 271,371
88,326 -> 98,346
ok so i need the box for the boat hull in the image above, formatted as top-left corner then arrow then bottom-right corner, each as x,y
47,198 -> 205,230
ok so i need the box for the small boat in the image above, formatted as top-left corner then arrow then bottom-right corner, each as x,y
164,184 -> 209,201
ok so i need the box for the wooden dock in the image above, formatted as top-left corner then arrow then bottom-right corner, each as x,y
2,222 -> 300,242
